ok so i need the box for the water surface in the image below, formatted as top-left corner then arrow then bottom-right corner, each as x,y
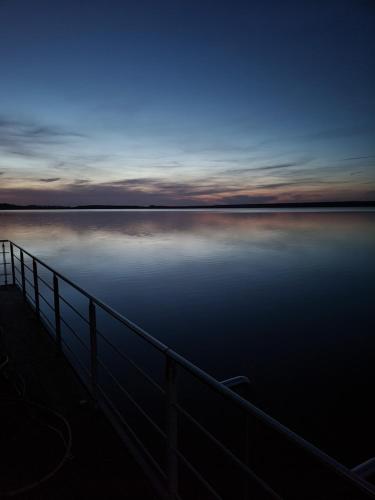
1,209 -> 374,465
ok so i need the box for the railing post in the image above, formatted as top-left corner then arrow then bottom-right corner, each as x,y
33,258 -> 40,318
10,242 -> 15,285
89,299 -> 98,402
20,250 -> 26,298
244,413 -> 250,499
2,242 -> 7,285
165,355 -> 178,499
53,274 -> 62,353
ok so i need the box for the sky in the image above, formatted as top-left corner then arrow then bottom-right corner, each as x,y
0,0 -> 374,205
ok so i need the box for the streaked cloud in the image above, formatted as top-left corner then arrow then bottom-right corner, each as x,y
0,115 -> 85,158
73,179 -> 91,185
1,170 -> 372,206
299,125 -> 373,142
342,155 -> 375,161
224,163 -> 298,175
39,177 -> 61,183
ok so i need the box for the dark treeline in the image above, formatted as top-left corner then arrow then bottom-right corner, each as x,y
0,201 -> 375,210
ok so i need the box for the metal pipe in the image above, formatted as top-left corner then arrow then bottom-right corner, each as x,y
165,349 -> 374,495
53,274 -> 61,353
89,299 -> 98,402
20,250 -> 26,298
352,458 -> 375,480
32,258 -> 40,318
165,355 -> 178,499
10,242 -> 15,285
221,376 -> 251,388
2,242 -> 7,285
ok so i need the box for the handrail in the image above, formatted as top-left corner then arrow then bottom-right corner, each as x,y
1,239 -> 374,499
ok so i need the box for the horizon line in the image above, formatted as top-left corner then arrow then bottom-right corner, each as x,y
1,200 -> 375,210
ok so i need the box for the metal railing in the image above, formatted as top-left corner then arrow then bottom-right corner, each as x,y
1,240 -> 374,499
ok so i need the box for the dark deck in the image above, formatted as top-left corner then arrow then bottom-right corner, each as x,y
0,285 -> 157,499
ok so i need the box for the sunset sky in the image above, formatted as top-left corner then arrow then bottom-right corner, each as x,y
0,0 -> 374,205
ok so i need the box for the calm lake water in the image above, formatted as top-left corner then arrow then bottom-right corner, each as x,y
1,209 -> 374,466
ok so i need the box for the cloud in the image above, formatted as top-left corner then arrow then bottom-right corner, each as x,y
255,182 -> 295,189
299,125 -> 373,142
217,194 -> 276,204
1,173 -> 373,205
39,177 -> 61,183
0,117 -> 84,139
0,174 -> 252,206
253,177 -> 354,191
92,177 -> 248,199
73,179 -> 90,185
225,162 -> 298,175
0,115 -> 85,158
52,154 -> 112,170
108,177 -> 158,186
257,162 -> 298,171
342,155 -> 375,161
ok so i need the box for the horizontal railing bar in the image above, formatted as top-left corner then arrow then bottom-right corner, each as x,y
96,329 -> 165,395
38,312 -> 92,393
97,359 -> 166,439
23,275 -> 34,288
176,403 -> 281,498
13,253 -> 21,263
58,294 -> 90,325
23,263 -> 34,274
60,316 -> 90,352
167,351 -> 373,495
39,309 -> 56,332
39,292 -> 55,311
24,291 -> 36,308
61,338 -> 91,378
13,256 -> 33,274
97,385 -> 167,480
94,301 -> 169,353
37,274 -> 54,292
173,448 -> 223,500
14,254 -> 41,271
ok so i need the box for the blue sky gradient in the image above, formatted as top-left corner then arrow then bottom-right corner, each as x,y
0,0 -> 374,204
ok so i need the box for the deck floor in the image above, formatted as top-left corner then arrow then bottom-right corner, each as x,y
0,285 -> 157,499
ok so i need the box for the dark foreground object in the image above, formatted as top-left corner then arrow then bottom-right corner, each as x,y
0,285 -> 156,499
1,282 -> 374,499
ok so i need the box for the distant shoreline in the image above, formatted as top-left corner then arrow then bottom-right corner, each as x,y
1,201 -> 375,211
